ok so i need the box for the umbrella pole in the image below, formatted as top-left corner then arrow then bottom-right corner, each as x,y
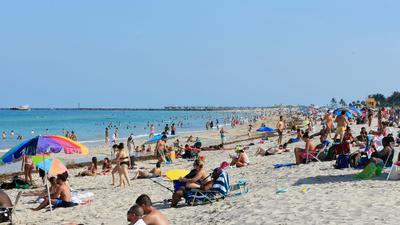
43,154 -> 53,216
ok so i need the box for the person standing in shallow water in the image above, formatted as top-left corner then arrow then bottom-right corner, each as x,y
149,124 -> 155,138
171,123 -> 176,135
105,127 -> 109,144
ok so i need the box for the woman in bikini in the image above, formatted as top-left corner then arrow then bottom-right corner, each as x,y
21,153 -> 34,185
111,144 -> 120,186
77,157 -> 98,176
116,143 -> 131,187
171,159 -> 211,207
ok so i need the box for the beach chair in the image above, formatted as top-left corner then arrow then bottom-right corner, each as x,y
305,141 -> 330,163
386,148 -> 400,180
0,191 -> 22,224
185,171 -> 230,206
10,190 -> 22,224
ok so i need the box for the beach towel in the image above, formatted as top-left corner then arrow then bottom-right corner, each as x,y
273,163 -> 296,168
71,191 -> 94,205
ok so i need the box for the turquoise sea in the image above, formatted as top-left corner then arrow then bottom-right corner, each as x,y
0,109 -> 258,151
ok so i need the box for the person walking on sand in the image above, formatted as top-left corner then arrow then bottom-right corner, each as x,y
276,116 -> 285,145
149,124 -> 155,139
333,111 -> 350,143
115,143 -> 131,187
155,135 -> 167,163
325,110 -> 333,138
136,194 -> 170,225
220,127 -> 227,145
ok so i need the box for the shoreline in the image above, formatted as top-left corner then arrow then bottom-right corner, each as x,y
0,117 -> 277,177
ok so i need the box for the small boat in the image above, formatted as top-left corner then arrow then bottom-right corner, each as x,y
10,105 -> 31,111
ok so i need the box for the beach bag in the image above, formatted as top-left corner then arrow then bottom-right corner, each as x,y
0,208 -> 11,223
335,154 -> 349,169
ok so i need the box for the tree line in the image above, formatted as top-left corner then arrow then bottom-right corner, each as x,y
329,91 -> 400,108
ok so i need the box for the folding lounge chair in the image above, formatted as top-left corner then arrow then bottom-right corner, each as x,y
185,171 -> 230,206
0,191 -> 22,224
305,141 -> 330,163
386,148 -> 400,180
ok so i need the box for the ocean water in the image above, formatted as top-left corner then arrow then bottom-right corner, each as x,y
0,109 -> 258,151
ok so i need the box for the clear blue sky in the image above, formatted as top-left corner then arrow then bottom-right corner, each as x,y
1,1 -> 399,108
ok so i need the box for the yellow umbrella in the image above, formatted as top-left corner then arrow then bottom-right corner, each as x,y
165,169 -> 190,181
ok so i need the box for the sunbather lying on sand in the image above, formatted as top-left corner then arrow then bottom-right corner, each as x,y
255,144 -> 290,156
285,129 -> 303,145
132,162 -> 162,179
31,174 -> 75,210
77,157 -> 97,177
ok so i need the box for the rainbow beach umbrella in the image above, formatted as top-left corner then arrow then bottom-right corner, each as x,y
34,158 -> 68,176
0,135 -> 89,164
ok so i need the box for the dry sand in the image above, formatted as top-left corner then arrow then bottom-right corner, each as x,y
4,117 -> 400,225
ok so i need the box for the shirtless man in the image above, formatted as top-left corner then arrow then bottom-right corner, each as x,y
135,194 -> 169,225
155,135 -> 167,163
32,175 -> 74,210
276,116 -> 285,145
333,111 -> 350,143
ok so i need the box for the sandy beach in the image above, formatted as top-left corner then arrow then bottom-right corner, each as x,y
2,115 -> 399,225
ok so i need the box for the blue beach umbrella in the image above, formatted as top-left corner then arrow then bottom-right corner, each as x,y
256,127 -> 276,132
144,134 -> 176,145
333,108 -> 354,119
350,107 -> 362,115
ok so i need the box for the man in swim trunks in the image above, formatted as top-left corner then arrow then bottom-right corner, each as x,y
276,116 -> 285,145
155,135 -> 167,163
136,194 -> 169,225
333,111 -> 350,143
31,175 -> 74,210
325,110 -> 333,138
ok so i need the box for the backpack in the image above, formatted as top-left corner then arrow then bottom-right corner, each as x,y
335,154 -> 349,169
